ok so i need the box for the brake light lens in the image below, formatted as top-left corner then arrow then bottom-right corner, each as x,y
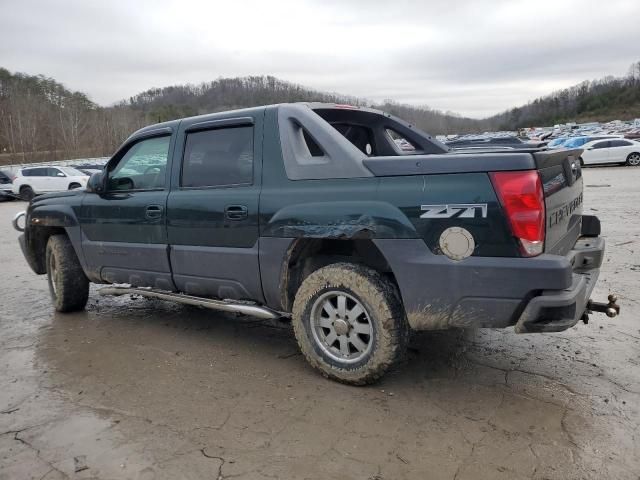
490,170 -> 545,257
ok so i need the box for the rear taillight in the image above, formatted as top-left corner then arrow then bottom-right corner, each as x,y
490,170 -> 545,257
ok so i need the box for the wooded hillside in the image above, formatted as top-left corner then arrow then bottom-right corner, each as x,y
1,62 -> 639,164
489,62 -> 640,128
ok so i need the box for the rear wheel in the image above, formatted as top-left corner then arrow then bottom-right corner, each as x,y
579,157 -> 585,167
19,185 -> 35,201
626,152 -> 640,166
292,263 -> 409,385
46,234 -> 89,312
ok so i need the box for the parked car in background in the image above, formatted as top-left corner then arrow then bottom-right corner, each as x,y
446,136 -> 546,149
11,166 -> 89,201
545,137 -> 569,149
563,135 -> 622,150
580,138 -> 640,166
0,170 -> 15,201
624,129 -> 640,140
75,164 -> 106,176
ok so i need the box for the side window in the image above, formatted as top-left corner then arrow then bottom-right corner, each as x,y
28,168 -> 46,177
49,168 -> 65,177
610,140 -> 631,147
591,141 -> 610,149
108,136 -> 170,191
181,126 -> 253,188
386,129 -> 417,153
21,169 -> 32,177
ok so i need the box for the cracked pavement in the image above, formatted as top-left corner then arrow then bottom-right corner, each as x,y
1,166 -> 639,479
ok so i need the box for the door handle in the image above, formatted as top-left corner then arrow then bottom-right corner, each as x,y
225,205 -> 248,220
145,204 -> 164,219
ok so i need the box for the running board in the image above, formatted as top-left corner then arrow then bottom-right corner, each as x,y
98,286 -> 282,320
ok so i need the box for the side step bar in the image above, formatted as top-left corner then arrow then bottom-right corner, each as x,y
98,286 -> 283,320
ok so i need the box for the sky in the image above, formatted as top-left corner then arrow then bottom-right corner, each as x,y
1,0 -> 638,118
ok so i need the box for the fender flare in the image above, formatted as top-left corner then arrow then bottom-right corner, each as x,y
23,205 -> 85,275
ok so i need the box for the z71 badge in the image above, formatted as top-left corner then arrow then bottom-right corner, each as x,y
420,203 -> 488,219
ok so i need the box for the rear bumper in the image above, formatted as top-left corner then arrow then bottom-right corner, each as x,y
374,221 -> 605,332
514,236 -> 602,332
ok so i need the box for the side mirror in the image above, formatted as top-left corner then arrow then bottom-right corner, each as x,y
86,171 -> 105,194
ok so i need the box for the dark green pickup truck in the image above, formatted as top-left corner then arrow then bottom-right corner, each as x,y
13,103 -> 618,384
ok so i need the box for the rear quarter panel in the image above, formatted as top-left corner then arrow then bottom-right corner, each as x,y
378,173 -> 519,257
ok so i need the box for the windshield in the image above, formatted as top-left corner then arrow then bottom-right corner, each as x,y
61,167 -> 87,176
548,138 -> 566,147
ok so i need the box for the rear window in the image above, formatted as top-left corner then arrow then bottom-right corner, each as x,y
181,126 -> 253,188
332,123 -> 376,155
386,129 -> 417,153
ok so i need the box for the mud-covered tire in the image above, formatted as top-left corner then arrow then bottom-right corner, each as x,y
46,234 -> 89,312
20,186 -> 35,201
292,263 -> 409,385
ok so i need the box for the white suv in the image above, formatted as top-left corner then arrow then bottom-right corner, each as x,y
12,166 -> 89,201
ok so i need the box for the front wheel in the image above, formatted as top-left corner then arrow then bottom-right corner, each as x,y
292,263 -> 409,385
626,152 -> 640,166
68,182 -> 81,190
46,235 -> 90,312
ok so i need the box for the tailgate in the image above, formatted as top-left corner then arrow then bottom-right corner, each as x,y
533,148 -> 584,255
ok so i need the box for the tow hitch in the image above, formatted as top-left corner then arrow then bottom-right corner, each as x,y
583,294 -> 620,323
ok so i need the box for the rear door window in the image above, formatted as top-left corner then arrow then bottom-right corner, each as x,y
181,126 -> 253,188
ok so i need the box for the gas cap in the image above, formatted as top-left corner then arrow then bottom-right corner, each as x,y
439,227 -> 475,261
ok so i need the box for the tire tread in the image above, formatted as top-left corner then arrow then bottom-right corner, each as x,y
46,234 -> 89,312
292,262 -> 408,385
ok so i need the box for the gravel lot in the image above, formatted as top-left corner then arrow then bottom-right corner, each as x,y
1,166 -> 638,480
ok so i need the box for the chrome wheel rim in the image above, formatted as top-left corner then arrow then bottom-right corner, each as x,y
49,252 -> 58,297
310,291 -> 373,364
628,154 -> 640,166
